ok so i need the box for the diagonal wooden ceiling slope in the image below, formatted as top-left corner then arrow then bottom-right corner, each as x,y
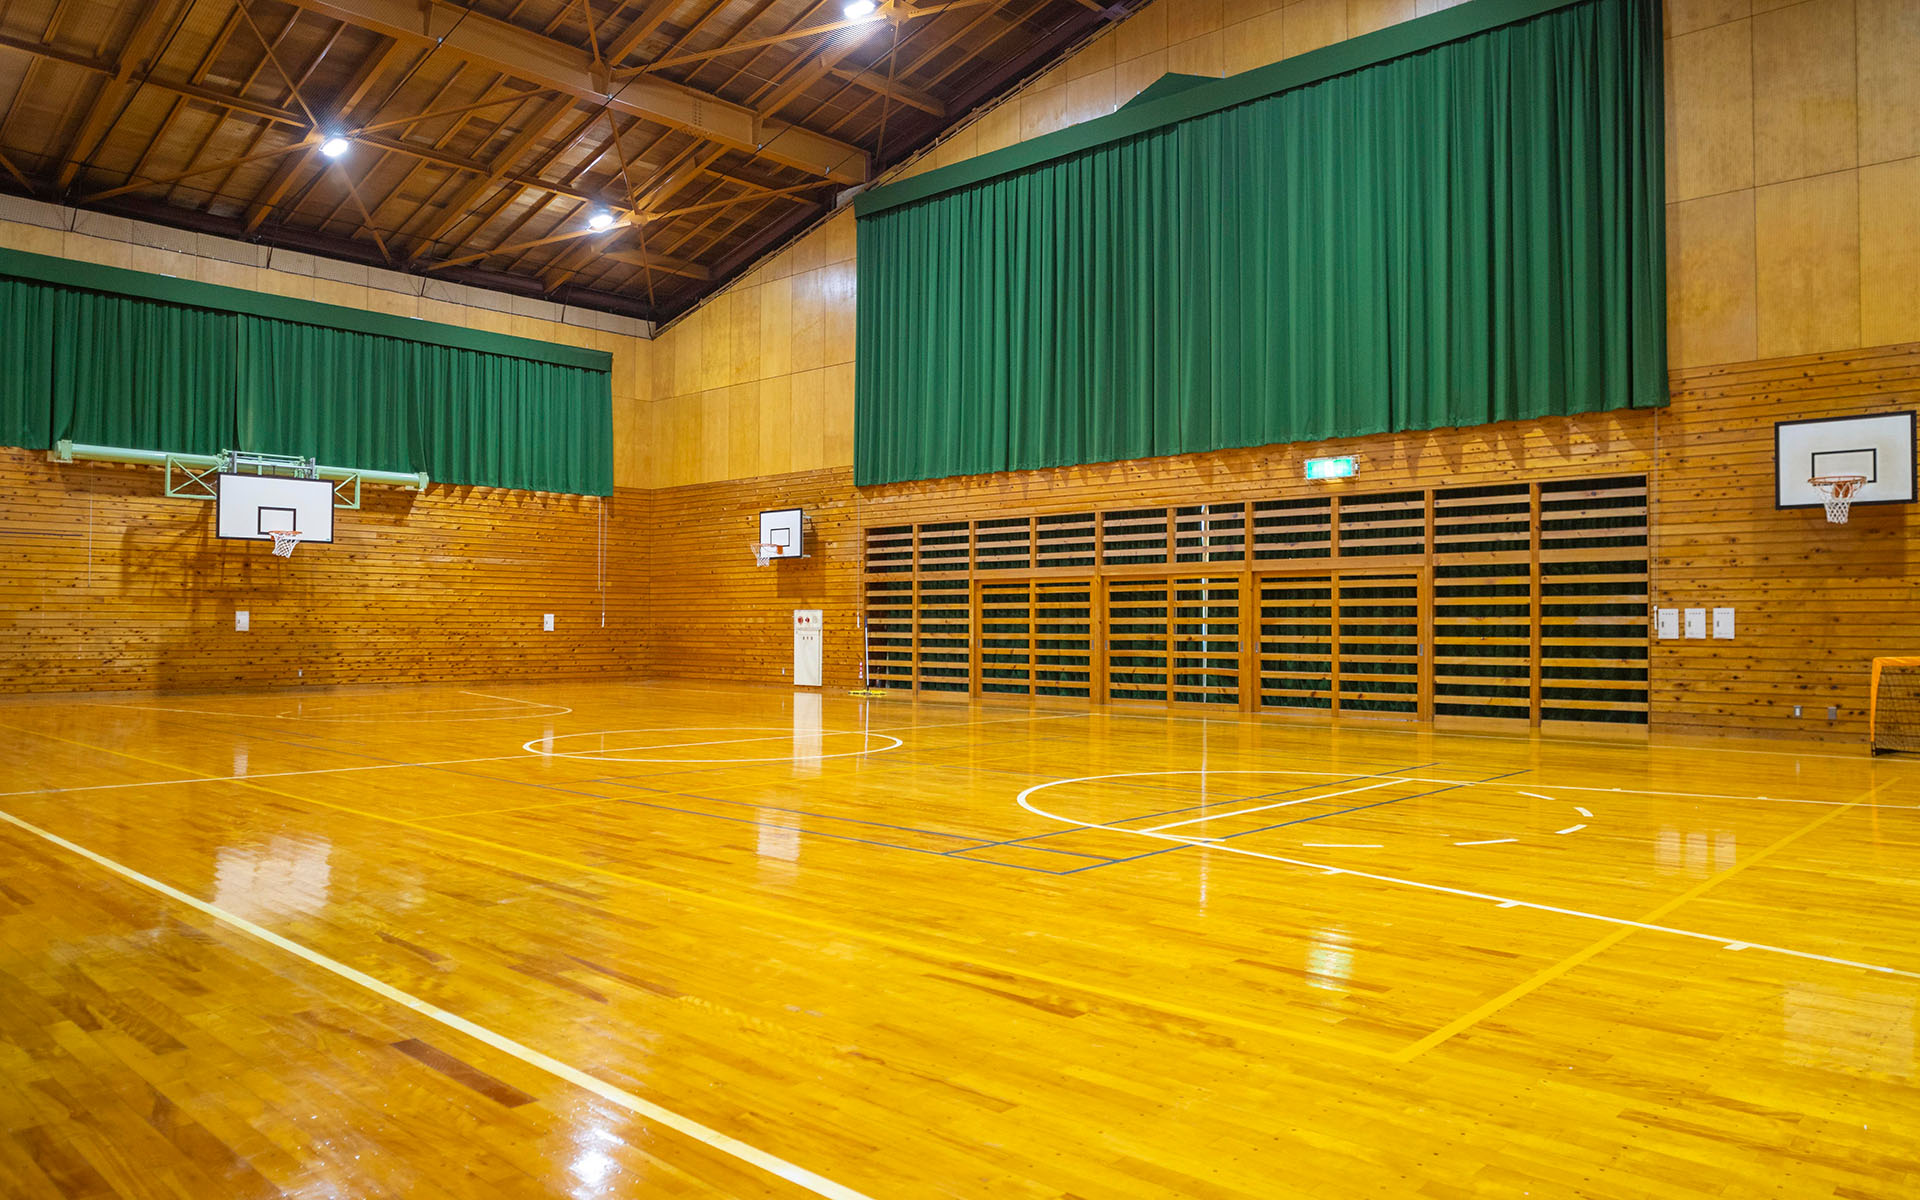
0,0 -> 1134,322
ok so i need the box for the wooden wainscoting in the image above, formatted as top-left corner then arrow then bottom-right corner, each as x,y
1653,341 -> 1920,738
0,448 -> 647,693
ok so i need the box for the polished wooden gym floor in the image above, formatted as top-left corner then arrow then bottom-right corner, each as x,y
1,680 -> 1916,1198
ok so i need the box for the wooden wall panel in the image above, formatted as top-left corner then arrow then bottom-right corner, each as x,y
1755,173 -> 1862,359
1751,0 -> 1857,186
1860,158 -> 1920,348
646,468 -> 864,687
1652,341 -> 1920,738
0,448 -> 647,694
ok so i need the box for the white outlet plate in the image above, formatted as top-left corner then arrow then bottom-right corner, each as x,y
1684,608 -> 1706,639
1712,607 -> 1735,639
235,610 -> 249,632
543,613 -> 555,631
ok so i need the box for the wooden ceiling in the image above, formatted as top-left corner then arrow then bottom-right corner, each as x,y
0,0 -> 1130,322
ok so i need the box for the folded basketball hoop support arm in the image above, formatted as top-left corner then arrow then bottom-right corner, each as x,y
48,441 -> 429,508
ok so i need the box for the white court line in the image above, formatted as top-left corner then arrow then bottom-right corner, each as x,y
1556,824 -> 1588,835
0,752 -> 543,800
0,717 -> 1062,801
274,691 -> 575,722
460,689 -> 565,708
1098,707 -> 1920,765
0,807 -> 871,1200
1454,838 -> 1516,846
1015,773 -> 1920,981
525,727 -> 904,764
1518,791 -> 1556,802
1138,780 -> 1397,833
1010,763 -> 1920,812
541,729 -> 849,753
75,699 -> 573,724
867,713 -> 1092,734
1575,807 -> 1593,818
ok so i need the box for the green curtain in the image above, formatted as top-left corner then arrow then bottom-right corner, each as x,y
854,0 -> 1666,486
0,280 -> 615,495
237,317 -> 418,474
411,344 -> 613,494
52,289 -> 238,456
0,279 -> 54,450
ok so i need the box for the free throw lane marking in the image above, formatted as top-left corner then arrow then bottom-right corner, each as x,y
0,807 -> 872,1200
1016,772 -> 1920,988
1138,779 -> 1398,833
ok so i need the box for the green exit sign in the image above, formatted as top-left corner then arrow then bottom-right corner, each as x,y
1304,456 -> 1357,480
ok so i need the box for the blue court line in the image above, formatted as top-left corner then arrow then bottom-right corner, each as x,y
593,793 -> 1065,866
620,788 -> 986,844
944,840 -> 1114,863
632,791 -> 1118,864
1053,767 -> 1534,874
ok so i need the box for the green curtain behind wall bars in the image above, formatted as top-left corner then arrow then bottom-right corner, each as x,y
0,255 -> 614,495
853,0 -> 1666,487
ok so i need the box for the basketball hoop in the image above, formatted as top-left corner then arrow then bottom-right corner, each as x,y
1809,475 -> 1867,524
268,530 -> 303,558
750,541 -> 783,567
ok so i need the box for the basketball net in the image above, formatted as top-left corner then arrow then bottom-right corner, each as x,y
751,541 -> 782,567
269,530 -> 303,558
1809,475 -> 1866,525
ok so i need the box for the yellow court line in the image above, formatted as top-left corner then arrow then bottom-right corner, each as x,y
1390,783 -> 1883,1062
0,719 -> 1394,1059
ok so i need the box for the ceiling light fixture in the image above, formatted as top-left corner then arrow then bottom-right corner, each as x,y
588,210 -> 616,231
843,0 -> 879,19
319,135 -> 351,159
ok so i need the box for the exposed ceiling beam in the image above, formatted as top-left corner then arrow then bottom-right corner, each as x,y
243,38 -> 404,232
633,0 -> 997,74
53,0 -> 180,190
601,0 -> 684,64
0,37 -> 637,215
428,218 -> 612,270
0,147 -> 34,193
602,247 -> 709,279
826,65 -> 942,116
275,0 -> 868,182
404,94 -> 581,260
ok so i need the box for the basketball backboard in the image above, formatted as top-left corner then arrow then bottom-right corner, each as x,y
217,473 -> 335,543
1775,412 -> 1916,510
758,508 -> 804,558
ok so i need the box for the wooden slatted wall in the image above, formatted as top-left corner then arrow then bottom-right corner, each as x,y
0,448 -> 648,693
859,479 -> 1651,727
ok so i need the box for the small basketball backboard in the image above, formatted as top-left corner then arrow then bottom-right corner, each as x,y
758,508 -> 805,558
1775,412 -> 1916,510
217,473 -> 335,543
